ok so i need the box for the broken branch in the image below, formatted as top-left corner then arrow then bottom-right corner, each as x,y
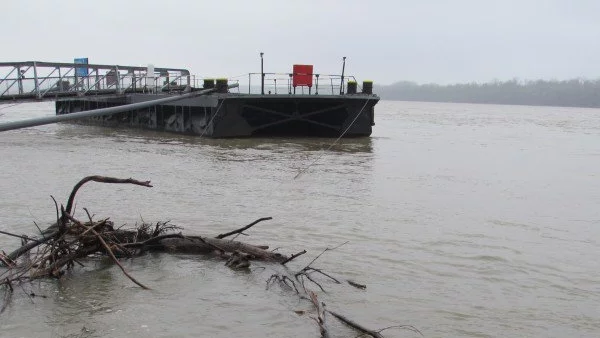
0,230 -> 43,244
326,310 -> 384,338
215,217 -> 272,239
347,280 -> 367,290
65,176 -> 152,215
281,249 -> 307,265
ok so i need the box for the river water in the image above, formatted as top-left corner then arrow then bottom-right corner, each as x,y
0,101 -> 598,338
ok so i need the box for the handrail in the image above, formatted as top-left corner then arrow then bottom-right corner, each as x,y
0,61 -> 193,101
0,61 -> 190,76
0,61 -> 373,102
245,72 -> 363,95
39,67 -> 74,98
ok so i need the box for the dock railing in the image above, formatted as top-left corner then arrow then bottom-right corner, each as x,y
0,61 -> 191,102
1,61 -> 364,103
245,72 -> 361,95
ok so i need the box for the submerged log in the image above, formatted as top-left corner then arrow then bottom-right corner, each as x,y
157,236 -> 286,262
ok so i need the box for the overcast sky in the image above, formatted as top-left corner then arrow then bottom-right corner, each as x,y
2,0 -> 600,85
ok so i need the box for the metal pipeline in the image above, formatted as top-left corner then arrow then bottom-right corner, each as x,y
0,83 -> 238,133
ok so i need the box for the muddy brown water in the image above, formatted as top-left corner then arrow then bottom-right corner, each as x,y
0,101 -> 598,337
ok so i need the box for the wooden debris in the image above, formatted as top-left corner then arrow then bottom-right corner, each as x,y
0,175 -> 423,337
326,309 -> 384,338
308,290 -> 329,338
347,279 -> 367,289
0,176 -> 287,292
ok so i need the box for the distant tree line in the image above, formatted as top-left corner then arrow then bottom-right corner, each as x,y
376,79 -> 600,107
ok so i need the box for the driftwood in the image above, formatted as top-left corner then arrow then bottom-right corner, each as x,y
265,241 -> 423,338
327,310 -> 384,338
0,176 -> 288,289
326,309 -> 424,338
347,279 -> 367,289
0,175 -> 422,337
215,217 -> 272,239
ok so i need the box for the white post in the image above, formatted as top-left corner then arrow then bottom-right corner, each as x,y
147,64 -> 155,93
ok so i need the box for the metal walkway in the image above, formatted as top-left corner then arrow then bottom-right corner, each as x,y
0,61 -> 191,103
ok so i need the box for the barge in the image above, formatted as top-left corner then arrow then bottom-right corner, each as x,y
54,59 -> 379,138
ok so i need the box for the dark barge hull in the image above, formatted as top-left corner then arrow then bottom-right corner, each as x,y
55,93 -> 379,138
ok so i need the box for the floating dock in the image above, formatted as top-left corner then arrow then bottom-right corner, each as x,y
1,59 -> 379,137
56,92 -> 378,137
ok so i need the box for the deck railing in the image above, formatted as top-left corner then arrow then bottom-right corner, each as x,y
0,61 -> 191,101
0,61 -> 366,103
245,72 -> 361,95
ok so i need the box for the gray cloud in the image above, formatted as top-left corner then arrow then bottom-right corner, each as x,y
2,0 -> 599,85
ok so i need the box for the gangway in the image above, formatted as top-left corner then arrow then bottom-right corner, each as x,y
0,61 -> 192,103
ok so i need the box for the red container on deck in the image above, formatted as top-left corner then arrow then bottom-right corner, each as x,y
292,64 -> 313,88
